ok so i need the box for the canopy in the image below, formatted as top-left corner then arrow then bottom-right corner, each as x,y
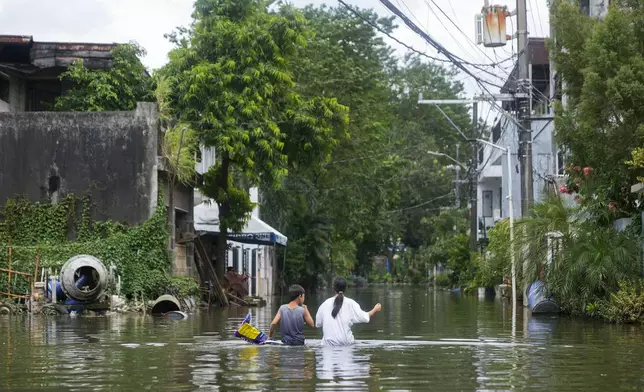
194,201 -> 288,246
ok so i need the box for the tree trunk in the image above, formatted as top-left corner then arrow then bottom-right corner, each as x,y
214,154 -> 231,282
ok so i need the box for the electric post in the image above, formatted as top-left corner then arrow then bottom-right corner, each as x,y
470,103 -> 479,252
516,0 -> 533,217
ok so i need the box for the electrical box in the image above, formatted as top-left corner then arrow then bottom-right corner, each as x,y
476,5 -> 509,48
475,14 -> 484,45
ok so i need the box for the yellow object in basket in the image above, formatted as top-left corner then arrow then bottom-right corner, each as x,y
238,323 -> 261,340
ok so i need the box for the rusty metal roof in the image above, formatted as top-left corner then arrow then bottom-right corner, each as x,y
35,42 -> 118,52
0,35 -> 119,74
0,35 -> 32,44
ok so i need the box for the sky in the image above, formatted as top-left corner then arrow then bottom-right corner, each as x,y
0,0 -> 551,122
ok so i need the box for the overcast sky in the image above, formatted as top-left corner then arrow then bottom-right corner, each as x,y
0,0 -> 551,121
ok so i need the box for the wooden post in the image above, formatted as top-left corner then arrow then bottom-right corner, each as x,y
7,243 -> 12,297
33,251 -> 40,294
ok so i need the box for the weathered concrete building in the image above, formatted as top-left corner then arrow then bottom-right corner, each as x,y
0,35 -> 197,279
0,103 -> 159,225
0,35 -> 118,113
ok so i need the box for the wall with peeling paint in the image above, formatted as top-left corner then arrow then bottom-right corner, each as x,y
0,102 -> 158,226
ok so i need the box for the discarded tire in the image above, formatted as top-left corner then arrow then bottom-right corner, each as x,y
59,255 -> 109,302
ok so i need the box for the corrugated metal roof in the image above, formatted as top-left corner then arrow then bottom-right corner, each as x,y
0,35 -> 32,44
0,35 -> 119,73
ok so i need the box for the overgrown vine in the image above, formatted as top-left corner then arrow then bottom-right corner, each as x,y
0,191 -> 199,300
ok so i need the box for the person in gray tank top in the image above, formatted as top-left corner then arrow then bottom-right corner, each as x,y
268,285 -> 315,345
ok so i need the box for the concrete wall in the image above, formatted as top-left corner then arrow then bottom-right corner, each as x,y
0,102 -> 158,226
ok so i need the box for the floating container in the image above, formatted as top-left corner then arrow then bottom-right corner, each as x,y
527,280 -> 560,314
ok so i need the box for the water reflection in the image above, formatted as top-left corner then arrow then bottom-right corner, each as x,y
5,288 -> 644,390
317,346 -> 372,388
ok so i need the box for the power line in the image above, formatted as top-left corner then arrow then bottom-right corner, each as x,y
376,0 -> 527,132
385,191 -> 455,213
337,0 -> 513,69
529,0 -> 546,37
429,0 -> 551,105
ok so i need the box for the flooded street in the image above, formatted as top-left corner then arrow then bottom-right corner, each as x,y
2,286 -> 644,391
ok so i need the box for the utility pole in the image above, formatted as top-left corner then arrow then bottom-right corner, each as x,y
418,94 -> 516,253
516,0 -> 533,217
470,103 -> 479,252
455,144 -> 460,208
515,0 -> 532,307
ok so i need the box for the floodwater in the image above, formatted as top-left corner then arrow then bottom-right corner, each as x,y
2,287 -> 644,391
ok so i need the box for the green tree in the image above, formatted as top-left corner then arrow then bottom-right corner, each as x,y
262,5 -> 471,288
550,0 -> 644,213
261,5 -> 401,288
54,42 -> 155,111
162,0 -> 348,280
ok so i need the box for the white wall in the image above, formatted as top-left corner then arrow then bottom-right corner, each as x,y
196,144 -> 275,298
226,242 -> 274,298
478,115 -> 556,232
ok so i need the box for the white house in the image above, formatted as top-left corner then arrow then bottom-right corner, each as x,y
476,38 -> 559,242
476,0 -> 608,241
193,146 -> 287,299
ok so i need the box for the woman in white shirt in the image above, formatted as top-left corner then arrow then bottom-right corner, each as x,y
315,277 -> 382,346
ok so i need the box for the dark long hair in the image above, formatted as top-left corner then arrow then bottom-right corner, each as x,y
331,277 -> 347,319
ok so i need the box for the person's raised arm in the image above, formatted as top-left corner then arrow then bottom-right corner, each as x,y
302,305 -> 315,328
368,303 -> 382,318
350,299 -> 377,324
268,310 -> 281,340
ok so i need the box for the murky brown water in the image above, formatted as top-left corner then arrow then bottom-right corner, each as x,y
1,286 -> 644,391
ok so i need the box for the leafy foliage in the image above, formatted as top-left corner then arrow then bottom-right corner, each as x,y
161,0 -> 349,279
54,43 -> 155,111
487,192 -> 642,316
261,5 -> 471,288
0,194 -> 174,299
591,280 -> 644,324
550,0 -> 644,213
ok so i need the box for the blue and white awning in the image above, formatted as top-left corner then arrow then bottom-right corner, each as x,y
194,201 -> 287,246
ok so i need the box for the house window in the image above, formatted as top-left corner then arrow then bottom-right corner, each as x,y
232,247 -> 240,272
242,248 -> 249,275
499,187 -> 503,218
482,190 -> 493,217
557,149 -> 566,176
0,76 -> 9,103
580,0 -> 590,16
492,122 -> 501,143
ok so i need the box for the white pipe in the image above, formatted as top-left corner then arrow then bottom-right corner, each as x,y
507,145 -> 517,338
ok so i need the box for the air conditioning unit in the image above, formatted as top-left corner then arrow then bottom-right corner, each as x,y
475,14 -> 484,45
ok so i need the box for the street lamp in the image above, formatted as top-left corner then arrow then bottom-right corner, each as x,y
471,139 -> 516,327
427,150 -> 468,170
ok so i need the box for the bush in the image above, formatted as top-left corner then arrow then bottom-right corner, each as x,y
368,269 -> 382,283
471,252 -> 504,289
434,274 -> 450,288
167,276 -> 201,298
592,280 -> 644,324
